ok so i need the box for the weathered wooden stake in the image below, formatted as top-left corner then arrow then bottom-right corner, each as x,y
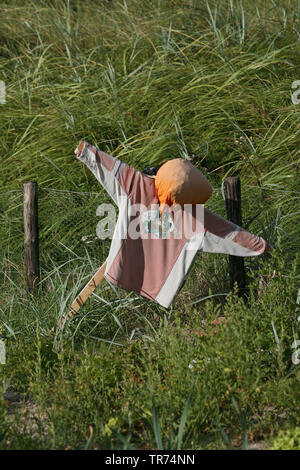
23,181 -> 39,295
59,259 -> 108,329
224,176 -> 247,298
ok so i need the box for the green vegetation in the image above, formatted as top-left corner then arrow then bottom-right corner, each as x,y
0,0 -> 299,449
271,427 -> 300,450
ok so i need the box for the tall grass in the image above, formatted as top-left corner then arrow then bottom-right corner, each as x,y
0,0 -> 299,450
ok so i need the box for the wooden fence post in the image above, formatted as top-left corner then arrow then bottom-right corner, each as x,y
224,176 -> 247,298
23,181 -> 39,295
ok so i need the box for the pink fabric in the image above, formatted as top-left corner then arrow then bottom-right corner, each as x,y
107,165 -> 188,300
232,229 -> 266,254
76,141 -> 270,307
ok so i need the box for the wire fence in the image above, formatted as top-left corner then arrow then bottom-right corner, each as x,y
0,188 -> 110,285
0,182 -> 299,287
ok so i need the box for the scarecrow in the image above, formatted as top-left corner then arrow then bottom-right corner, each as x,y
63,141 -> 271,325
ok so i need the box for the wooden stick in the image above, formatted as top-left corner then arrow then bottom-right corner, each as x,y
23,181 -> 40,295
59,259 -> 108,328
224,176 -> 247,298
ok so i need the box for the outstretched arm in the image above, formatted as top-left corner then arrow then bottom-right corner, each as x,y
75,141 -> 130,206
202,208 -> 271,256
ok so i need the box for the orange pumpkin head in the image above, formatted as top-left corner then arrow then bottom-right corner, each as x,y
155,158 -> 212,212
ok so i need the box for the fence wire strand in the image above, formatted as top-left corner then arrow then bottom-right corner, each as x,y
0,182 -> 299,283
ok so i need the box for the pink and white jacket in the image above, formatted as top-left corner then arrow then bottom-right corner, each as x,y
76,142 -> 269,308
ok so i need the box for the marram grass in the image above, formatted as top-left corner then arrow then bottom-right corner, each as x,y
0,0 -> 299,450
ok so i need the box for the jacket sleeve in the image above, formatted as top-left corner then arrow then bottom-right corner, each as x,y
201,208 -> 269,256
75,141 -> 133,206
